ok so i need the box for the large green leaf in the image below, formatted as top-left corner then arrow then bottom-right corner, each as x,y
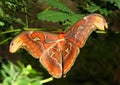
37,10 -> 70,22
45,0 -> 74,14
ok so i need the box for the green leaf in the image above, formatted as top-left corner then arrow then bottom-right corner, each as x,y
69,14 -> 84,25
38,10 -> 83,24
1,61 -> 45,85
86,4 -> 100,13
37,10 -> 70,22
31,81 -> 41,85
2,77 -> 12,85
86,3 -> 109,15
64,14 -> 84,32
99,8 -> 109,16
16,78 -> 30,85
38,10 -> 84,32
45,0 -> 74,14
0,21 -> 5,26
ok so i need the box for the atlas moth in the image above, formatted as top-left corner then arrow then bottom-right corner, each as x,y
9,14 -> 108,78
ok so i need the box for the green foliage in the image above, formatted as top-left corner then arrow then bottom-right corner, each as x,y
37,0 -> 85,32
0,0 -> 35,45
37,0 -> 84,31
0,0 -> 120,45
37,0 -> 120,31
85,3 -> 109,16
0,0 -> 28,28
45,0 -> 74,14
106,0 -> 120,9
37,10 -> 83,27
38,10 -> 70,23
0,21 -> 5,26
0,61 -> 53,85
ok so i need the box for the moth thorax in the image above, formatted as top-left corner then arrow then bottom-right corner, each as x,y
58,32 -> 65,39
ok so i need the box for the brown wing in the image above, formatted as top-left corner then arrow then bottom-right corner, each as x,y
9,31 -> 63,78
65,14 -> 108,48
63,14 -> 108,75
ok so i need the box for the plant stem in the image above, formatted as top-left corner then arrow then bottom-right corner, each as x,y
95,30 -> 119,34
0,29 -> 22,35
0,37 -> 11,45
42,6 -> 51,13
40,77 -> 53,84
